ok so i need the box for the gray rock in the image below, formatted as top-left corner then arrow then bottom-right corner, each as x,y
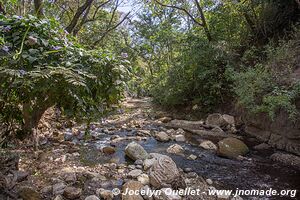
222,114 -> 235,126
140,185 -> 153,200
187,154 -> 197,160
128,169 -> 143,178
166,144 -> 184,155
96,188 -> 114,200
143,158 -> 156,171
54,195 -> 64,200
206,113 -> 227,127
53,182 -> 66,195
85,195 -> 100,200
155,132 -> 170,142
125,142 -> 149,161
63,187 -> 82,199
40,186 -> 52,194
149,154 -> 184,189
137,174 -> 150,185
62,172 -> 77,183
186,172 -> 198,178
175,135 -> 185,142
199,140 -> 217,151
134,159 -> 143,165
206,179 -> 213,185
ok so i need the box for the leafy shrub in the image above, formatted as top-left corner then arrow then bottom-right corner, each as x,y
0,15 -> 128,137
231,31 -> 300,120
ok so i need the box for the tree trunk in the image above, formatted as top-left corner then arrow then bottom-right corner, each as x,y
0,2 -> 6,15
34,0 -> 44,17
194,0 -> 212,41
65,0 -> 94,34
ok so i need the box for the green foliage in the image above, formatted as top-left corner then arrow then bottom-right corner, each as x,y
231,34 -> 300,120
149,32 -> 232,111
0,15 -> 128,136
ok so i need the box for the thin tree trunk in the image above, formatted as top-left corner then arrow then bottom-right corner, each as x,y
194,0 -> 212,41
0,2 -> 6,15
34,0 -> 44,17
65,0 -> 94,34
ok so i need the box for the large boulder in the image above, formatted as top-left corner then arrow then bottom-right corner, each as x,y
217,138 -> 249,158
149,153 -> 185,189
122,180 -> 144,200
125,142 -> 149,161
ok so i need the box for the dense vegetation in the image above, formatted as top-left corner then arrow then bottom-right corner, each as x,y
0,0 -> 299,145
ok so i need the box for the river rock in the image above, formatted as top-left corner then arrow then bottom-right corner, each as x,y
206,179 -> 213,185
122,180 -> 144,200
149,153 -> 184,189
199,140 -> 217,151
206,113 -> 227,127
102,146 -> 116,155
166,144 -> 184,155
125,142 -> 149,161
135,159 -> 143,165
270,152 -> 300,169
140,185 -> 153,200
85,195 -> 100,200
96,188 -> 114,200
41,185 -> 52,194
155,132 -> 170,142
175,134 -> 185,142
137,174 -> 150,185
19,187 -> 41,200
53,182 -> 66,195
222,114 -> 235,126
187,154 -> 197,160
218,138 -> 249,158
62,172 -> 77,183
128,169 -> 143,178
63,187 -> 82,199
54,195 -> 64,200
143,158 -> 156,170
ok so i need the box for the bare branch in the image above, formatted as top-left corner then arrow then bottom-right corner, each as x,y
153,0 -> 204,26
93,12 -> 131,46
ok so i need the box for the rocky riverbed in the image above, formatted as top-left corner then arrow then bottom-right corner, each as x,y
0,98 -> 299,200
